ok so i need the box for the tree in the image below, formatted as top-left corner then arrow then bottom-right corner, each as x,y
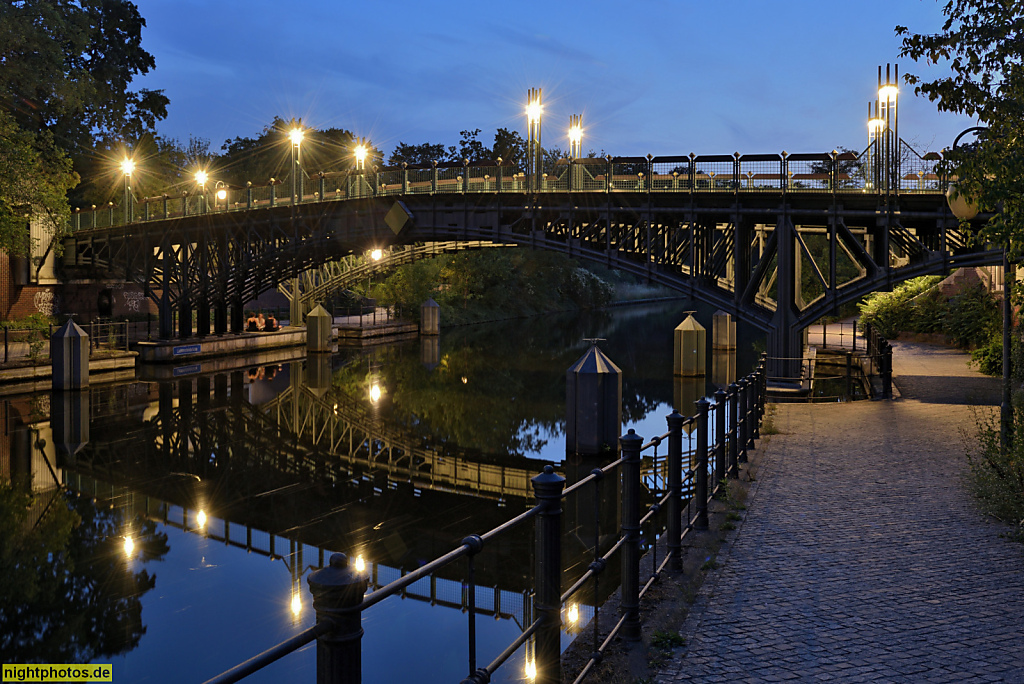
491,128 -> 526,169
388,142 -> 454,167
897,1 -> 1024,251
0,0 -> 168,150
0,111 -> 78,256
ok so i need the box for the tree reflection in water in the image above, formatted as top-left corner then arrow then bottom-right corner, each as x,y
0,483 -> 169,661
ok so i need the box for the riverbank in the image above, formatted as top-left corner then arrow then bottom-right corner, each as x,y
621,340 -> 1021,682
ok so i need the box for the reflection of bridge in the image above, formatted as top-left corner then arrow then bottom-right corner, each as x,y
62,147 -> 998,372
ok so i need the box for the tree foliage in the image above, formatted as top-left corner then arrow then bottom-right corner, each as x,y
897,1 -> 1024,251
0,111 -> 78,256
0,0 -> 168,149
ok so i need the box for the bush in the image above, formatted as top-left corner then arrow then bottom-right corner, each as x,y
966,409 -> 1024,540
858,276 -> 943,339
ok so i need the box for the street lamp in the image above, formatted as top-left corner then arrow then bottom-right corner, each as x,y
877,64 -> 899,194
195,170 -> 209,213
215,181 -> 228,212
120,157 -> 135,223
946,127 -> 1009,445
568,115 -> 583,160
526,88 -> 543,191
354,140 -> 368,171
289,127 -> 304,205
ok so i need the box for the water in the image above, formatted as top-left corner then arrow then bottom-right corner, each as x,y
2,301 -> 762,683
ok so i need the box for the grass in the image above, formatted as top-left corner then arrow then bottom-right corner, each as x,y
651,630 -> 686,650
760,403 -> 780,435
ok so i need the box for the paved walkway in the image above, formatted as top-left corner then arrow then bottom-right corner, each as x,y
658,341 -> 1024,682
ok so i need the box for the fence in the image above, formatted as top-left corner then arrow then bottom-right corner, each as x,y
202,357 -> 768,684
73,140 -> 945,232
1,320 -> 130,364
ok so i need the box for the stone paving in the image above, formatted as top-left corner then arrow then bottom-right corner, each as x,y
657,341 -> 1024,683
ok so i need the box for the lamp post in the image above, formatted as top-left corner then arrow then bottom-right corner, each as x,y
353,139 -> 368,198
526,89 -> 543,192
946,126 -> 1010,446
877,64 -> 899,195
215,181 -> 227,212
568,115 -> 583,160
194,170 -> 208,214
289,127 -> 304,205
867,103 -> 884,192
120,157 -> 135,224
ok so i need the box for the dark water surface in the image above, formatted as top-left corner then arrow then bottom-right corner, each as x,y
2,301 -> 760,683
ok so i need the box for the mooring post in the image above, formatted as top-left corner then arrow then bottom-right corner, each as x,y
737,379 -> 749,464
666,411 -> 684,572
695,398 -> 710,530
307,553 -> 368,684
531,465 -> 565,684
728,382 -> 740,478
714,389 -> 726,485
619,429 -> 643,641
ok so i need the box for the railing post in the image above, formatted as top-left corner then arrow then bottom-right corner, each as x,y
319,173 -> 326,202
853,319 -> 858,351
695,398 -> 710,530
728,382 -> 739,478
759,351 -> 768,422
531,465 -> 565,684
307,553 -> 368,684
846,350 -> 853,396
737,379 -> 749,464
714,389 -> 727,486
666,410 -> 684,572
431,161 -> 438,194
269,182 -> 276,208
402,163 -> 409,194
619,429 -> 643,641
747,372 -> 758,447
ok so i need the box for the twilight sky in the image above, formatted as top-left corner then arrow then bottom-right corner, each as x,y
132,0 -> 975,161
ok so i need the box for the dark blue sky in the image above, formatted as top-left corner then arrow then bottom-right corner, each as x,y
133,0 -> 974,160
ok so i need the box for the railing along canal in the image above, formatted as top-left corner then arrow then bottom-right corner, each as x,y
202,359 -> 768,684
74,140 -> 944,231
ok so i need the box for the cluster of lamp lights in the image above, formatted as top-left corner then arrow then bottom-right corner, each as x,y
116,90 -> 587,210
123,509 -> 208,559
289,555 -> 367,618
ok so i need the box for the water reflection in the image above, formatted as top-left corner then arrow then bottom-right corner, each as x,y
1,301 -> 761,682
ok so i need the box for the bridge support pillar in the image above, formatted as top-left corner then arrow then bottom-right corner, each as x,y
214,301 -> 227,336
197,300 -> 210,337
178,299 -> 193,339
290,276 -> 303,327
230,298 -> 244,334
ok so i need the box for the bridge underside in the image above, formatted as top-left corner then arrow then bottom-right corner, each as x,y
62,191 -> 999,375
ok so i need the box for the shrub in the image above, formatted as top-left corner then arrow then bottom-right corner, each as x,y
966,410 -> 1024,540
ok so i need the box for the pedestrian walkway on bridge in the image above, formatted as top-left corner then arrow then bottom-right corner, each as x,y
657,340 -> 1024,682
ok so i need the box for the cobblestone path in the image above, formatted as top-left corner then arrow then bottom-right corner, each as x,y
657,342 -> 1024,683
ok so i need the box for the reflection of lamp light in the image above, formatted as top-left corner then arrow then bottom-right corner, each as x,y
197,510 -> 207,528
567,603 -> 579,624
525,659 -> 537,681
290,591 -> 302,617
124,535 -> 135,558
369,384 -> 382,403
355,555 -> 366,573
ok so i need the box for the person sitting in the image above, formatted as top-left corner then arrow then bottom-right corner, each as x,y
256,313 -> 266,330
264,314 -> 278,332
246,313 -> 261,332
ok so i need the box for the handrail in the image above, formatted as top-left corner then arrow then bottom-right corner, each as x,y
72,142 -> 947,233
201,358 -> 770,684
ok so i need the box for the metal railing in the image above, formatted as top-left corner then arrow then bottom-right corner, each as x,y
74,140 -> 945,232
202,357 -> 769,684
1,320 -> 130,364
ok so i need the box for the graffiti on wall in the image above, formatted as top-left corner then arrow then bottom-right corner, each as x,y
33,290 -> 60,316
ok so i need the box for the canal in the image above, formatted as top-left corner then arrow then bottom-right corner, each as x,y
1,301 -> 762,683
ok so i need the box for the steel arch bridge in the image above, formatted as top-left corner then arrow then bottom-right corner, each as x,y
61,152 -> 999,374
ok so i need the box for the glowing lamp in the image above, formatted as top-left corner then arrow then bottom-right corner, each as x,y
569,125 -> 583,146
567,603 -> 579,624
124,535 -> 135,558
370,249 -> 382,261
369,384 -> 382,403
120,158 -> 135,176
525,659 -> 537,680
290,592 -> 302,617
197,510 -> 207,528
216,189 -> 227,201
868,118 -> 885,133
195,170 -> 209,186
878,83 -> 899,102
289,128 -> 304,146
355,555 -> 366,573
527,101 -> 542,123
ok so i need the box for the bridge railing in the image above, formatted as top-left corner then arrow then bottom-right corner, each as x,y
71,141 -> 949,231
202,359 -> 769,684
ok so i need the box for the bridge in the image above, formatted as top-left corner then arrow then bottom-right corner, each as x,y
60,144 -> 999,375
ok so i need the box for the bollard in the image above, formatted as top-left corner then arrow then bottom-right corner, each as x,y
714,389 -> 726,486
737,380 -> 749,464
728,383 -> 739,478
694,399 -> 710,530
307,553 -> 368,684
619,429 -> 643,641
531,465 -> 565,684
666,411 -> 684,572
